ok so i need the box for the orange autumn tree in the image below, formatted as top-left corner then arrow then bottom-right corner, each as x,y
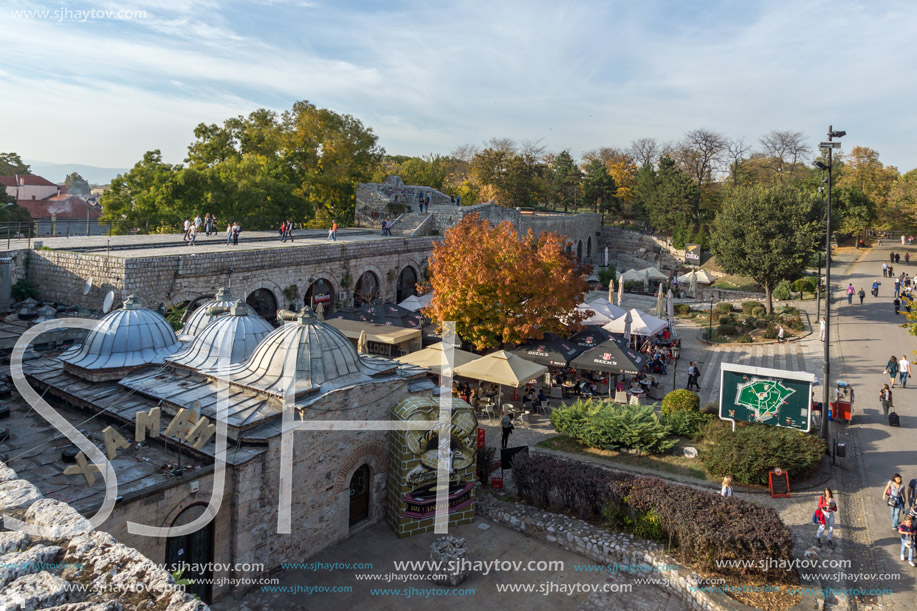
425,213 -> 591,350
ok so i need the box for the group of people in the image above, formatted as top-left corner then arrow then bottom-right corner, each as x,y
417,190 -> 431,213
885,474 -> 917,565
181,215 -> 244,246
278,220 -> 295,242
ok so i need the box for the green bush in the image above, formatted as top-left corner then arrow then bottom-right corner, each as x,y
773,279 -> 792,301
752,306 -> 766,317
741,301 -> 763,315
551,399 -> 676,455
674,303 -> 692,315
660,389 -> 700,416
715,302 -> 734,314
717,324 -> 737,336
781,305 -> 799,315
598,266 -> 616,287
737,334 -> 753,343
700,402 -> 719,415
761,326 -> 778,339
663,409 -> 712,438
717,314 -> 734,325
701,422 -> 826,486
512,454 -> 798,584
792,278 -> 815,294
11,279 -> 39,301
755,319 -> 769,329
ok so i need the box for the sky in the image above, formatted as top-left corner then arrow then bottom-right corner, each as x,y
3,0 -> 917,173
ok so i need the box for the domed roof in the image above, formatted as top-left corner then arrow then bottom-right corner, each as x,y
179,287 -> 242,339
213,308 -> 374,398
61,295 -> 181,371
168,301 -> 274,371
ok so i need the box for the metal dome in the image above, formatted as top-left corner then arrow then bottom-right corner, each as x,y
168,301 -> 275,371
61,295 -> 181,371
179,287 -> 245,339
213,308 -> 375,398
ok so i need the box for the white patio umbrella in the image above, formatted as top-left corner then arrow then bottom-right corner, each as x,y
396,342 -> 479,375
604,246 -> 609,268
643,269 -> 650,293
690,270 -> 698,299
667,288 -> 675,329
617,278 -> 624,307
643,267 -> 669,281
608,278 -> 614,303
357,330 -> 368,354
622,310 -> 633,344
315,302 -> 325,321
618,268 -> 645,282
603,309 -> 668,337
656,284 -> 664,318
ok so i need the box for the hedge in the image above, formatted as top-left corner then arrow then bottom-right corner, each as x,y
674,304 -> 692,315
700,422 -> 826,485
551,399 -> 675,455
511,453 -> 798,584
741,301 -> 763,315
715,302 -> 734,314
660,389 -> 700,416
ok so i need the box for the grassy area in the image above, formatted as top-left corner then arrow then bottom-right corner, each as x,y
710,274 -> 760,292
537,435 -> 712,481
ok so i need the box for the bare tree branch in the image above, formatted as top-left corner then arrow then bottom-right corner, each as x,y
628,138 -> 659,167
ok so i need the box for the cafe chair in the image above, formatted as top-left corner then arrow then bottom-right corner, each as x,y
550,386 -> 563,400
613,391 -> 628,405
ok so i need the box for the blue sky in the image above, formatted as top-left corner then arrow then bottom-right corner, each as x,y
3,0 -> 916,172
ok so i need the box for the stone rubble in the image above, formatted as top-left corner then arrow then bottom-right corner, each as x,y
428,535 -> 470,587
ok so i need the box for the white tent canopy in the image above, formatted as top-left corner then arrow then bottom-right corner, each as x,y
398,293 -> 433,311
453,350 -> 547,388
577,298 -> 626,326
619,267 -> 667,282
617,268 -> 645,282
643,267 -> 669,281
676,269 -> 716,284
396,342 -> 479,374
602,309 -> 668,337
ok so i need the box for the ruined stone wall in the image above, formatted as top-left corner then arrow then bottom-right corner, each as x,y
0,460 -> 208,610
356,176 -> 451,227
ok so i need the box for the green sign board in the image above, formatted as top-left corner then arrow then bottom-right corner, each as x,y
719,363 -> 815,432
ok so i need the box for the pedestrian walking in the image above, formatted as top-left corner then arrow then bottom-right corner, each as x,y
892,251 -> 897,263
880,384 -> 894,416
899,355 -> 911,387
896,253 -> 901,264
204,213 -> 211,236
777,326 -> 786,343
872,280 -> 881,297
887,474 -> 907,530
847,283 -> 855,304
687,362 -> 701,391
819,317 -> 826,341
895,298 -> 901,315
889,264 -> 894,278
225,223 -> 232,245
895,277 -> 901,297
285,220 -> 294,242
231,221 -> 240,245
182,217 -> 191,241
884,262 -> 889,278
815,488 -> 837,549
858,288 -> 866,304
193,214 -> 202,233
500,411 -> 514,449
720,476 -> 733,497
907,253 -> 911,266
188,224 -> 197,246
280,220 -> 287,242
899,515 -> 917,566
328,220 -> 337,241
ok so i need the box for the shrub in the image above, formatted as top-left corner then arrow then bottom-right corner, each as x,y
477,447 -> 495,486
700,402 -> 719,415
701,422 -> 826,486
785,319 -> 804,331
715,302 -> 734,314
661,389 -> 700,416
551,399 -> 676,455
781,305 -> 799,315
773,279 -> 792,301
663,409 -> 712,438
512,454 -> 798,584
792,278 -> 815,294
741,301 -> 763,315
755,319 -> 769,329
674,303 -> 692,315
737,334 -> 753,343
717,324 -> 737,336
752,306 -> 766,317
717,314 -> 734,326
761,326 -> 779,339
598,266 -> 616,287
11,279 -> 39,301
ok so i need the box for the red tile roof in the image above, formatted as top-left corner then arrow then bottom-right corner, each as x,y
0,174 -> 58,187
17,196 -> 102,220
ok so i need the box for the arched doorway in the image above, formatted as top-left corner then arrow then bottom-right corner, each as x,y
305,278 -> 335,313
353,271 -> 380,307
164,505 -> 213,603
349,464 -> 370,527
587,236 -> 592,258
576,241 -> 583,261
246,289 -> 278,322
396,267 -> 418,303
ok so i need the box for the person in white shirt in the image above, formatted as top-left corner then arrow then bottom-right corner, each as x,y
899,355 -> 912,388
721,476 -> 733,497
193,215 -> 202,230
819,317 -> 826,342
182,217 -> 191,241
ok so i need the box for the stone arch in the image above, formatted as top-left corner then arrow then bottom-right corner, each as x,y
300,272 -> 341,309
576,240 -> 583,261
351,263 -> 386,305
396,265 -> 419,303
353,271 -> 381,306
241,279 -> 283,311
334,443 -> 389,494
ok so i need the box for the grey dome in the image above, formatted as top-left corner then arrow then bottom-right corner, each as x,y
168,301 -> 274,371
61,295 -> 181,371
180,287 -> 241,339
214,308 -> 374,397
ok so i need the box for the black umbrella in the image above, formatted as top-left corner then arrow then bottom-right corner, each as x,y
511,333 -> 585,367
568,327 -> 613,350
569,336 -> 645,376
332,303 -> 422,328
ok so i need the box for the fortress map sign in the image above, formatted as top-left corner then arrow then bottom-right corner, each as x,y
719,363 -> 814,432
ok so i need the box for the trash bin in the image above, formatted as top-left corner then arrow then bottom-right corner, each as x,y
835,442 -> 846,458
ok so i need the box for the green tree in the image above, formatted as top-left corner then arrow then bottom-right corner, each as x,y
551,150 -> 581,213
0,153 -> 30,176
833,186 -> 875,243
888,169 -> 917,233
582,160 -> 618,218
711,184 -> 821,313
634,156 -> 700,246
100,150 -> 182,229
64,172 -> 91,197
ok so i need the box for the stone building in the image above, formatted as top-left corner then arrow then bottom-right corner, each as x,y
16,297 -> 442,603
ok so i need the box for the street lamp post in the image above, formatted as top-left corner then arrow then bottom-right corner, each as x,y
815,126 -> 845,443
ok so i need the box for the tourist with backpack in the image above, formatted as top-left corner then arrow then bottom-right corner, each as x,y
885,474 -> 907,530
815,488 -> 837,549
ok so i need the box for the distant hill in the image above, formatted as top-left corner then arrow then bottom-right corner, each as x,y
22,159 -> 129,185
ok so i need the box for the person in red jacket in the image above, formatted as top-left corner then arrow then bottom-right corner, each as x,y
816,488 -> 838,549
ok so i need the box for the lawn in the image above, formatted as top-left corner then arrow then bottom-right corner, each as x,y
710,274 -> 760,292
536,435 -> 712,481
